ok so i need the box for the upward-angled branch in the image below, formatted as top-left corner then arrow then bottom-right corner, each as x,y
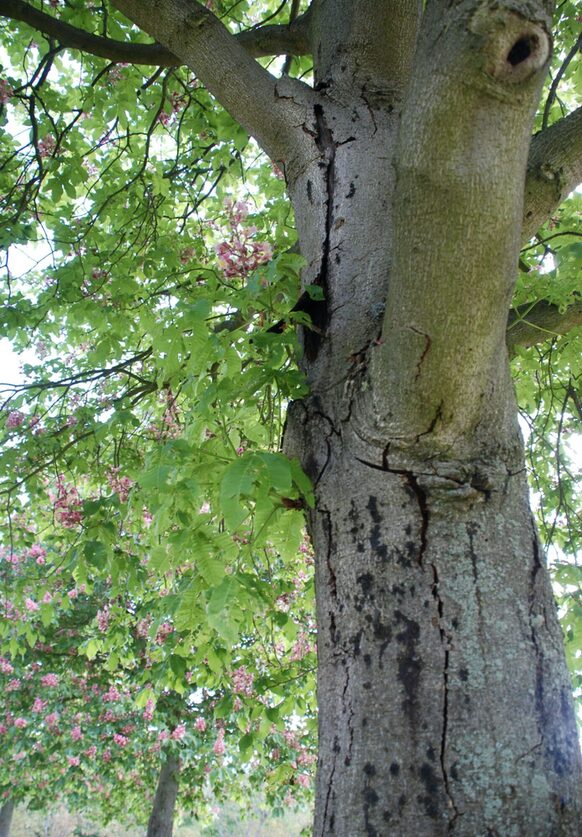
375,1 -> 553,444
0,0 -> 312,65
507,296 -> 582,352
111,0 -> 315,164
522,106 -> 582,243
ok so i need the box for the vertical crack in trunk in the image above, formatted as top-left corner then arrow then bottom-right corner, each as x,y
306,103 -> 335,361
430,556 -> 460,830
528,517 -> 546,748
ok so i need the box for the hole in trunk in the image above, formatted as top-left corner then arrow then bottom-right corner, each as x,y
507,35 -> 536,66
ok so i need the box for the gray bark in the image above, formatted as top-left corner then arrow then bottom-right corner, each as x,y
0,800 -> 14,837
146,755 -> 179,837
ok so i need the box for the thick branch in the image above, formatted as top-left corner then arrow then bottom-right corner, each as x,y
111,0 -> 314,164
310,0 -> 421,100
507,296 -> 582,351
522,106 -> 582,242
375,1 -> 552,444
0,0 -> 312,65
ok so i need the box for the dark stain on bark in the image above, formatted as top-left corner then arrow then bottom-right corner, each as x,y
367,495 -> 388,560
357,572 -> 374,597
450,762 -> 459,780
351,630 -> 362,657
395,612 -> 421,722
307,178 -> 313,203
364,762 -> 376,776
346,181 -> 355,198
390,761 -> 400,776
367,495 -> 381,522
427,745 -> 436,762
372,612 -> 392,660
459,667 -> 468,681
363,653 -> 371,666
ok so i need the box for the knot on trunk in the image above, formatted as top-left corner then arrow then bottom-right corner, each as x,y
470,6 -> 551,84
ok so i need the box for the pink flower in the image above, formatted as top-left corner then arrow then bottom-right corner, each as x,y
29,544 -> 47,563
6,411 -> 24,429
194,718 -> 206,733
45,712 -> 59,726
143,699 -> 155,722
106,468 -> 133,502
213,730 -> 225,756
96,607 -> 109,632
67,755 -> 80,767
84,745 -> 97,758
25,598 -> 39,612
0,79 -> 13,104
113,733 -> 129,747
155,622 -> 174,645
38,135 -> 56,158
102,686 -> 121,702
41,673 -> 59,687
158,730 -> 169,742
14,718 -> 27,728
6,679 -> 21,691
0,659 -> 14,675
232,666 -> 253,697
42,592 -> 53,604
171,724 -> 186,741
0,724 -> 7,735
297,773 -> 311,789
32,698 -> 47,713
53,476 -> 83,528
71,725 -> 83,741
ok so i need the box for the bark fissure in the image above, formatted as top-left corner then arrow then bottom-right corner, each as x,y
306,103 -> 336,361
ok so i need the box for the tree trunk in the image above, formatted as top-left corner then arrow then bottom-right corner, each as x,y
146,755 -> 179,837
281,3 -> 582,834
0,800 -> 14,837
288,393 -> 581,835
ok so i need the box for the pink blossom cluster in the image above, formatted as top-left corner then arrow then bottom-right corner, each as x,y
6,679 -> 21,692
102,685 -> 121,702
136,616 -> 152,638
155,622 -> 174,645
194,717 -> 206,733
5,410 -> 25,429
96,606 -> 109,632
53,475 -> 83,528
40,673 -> 59,687
0,79 -> 13,104
171,723 -> 186,741
38,135 -> 56,158
150,390 -> 181,441
213,728 -> 225,756
25,598 -> 39,613
106,467 -> 133,502
215,198 -> 273,278
290,631 -> 313,662
71,725 -> 83,741
29,543 -> 47,565
113,733 -> 129,747
231,665 -> 254,697
143,698 -> 155,721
